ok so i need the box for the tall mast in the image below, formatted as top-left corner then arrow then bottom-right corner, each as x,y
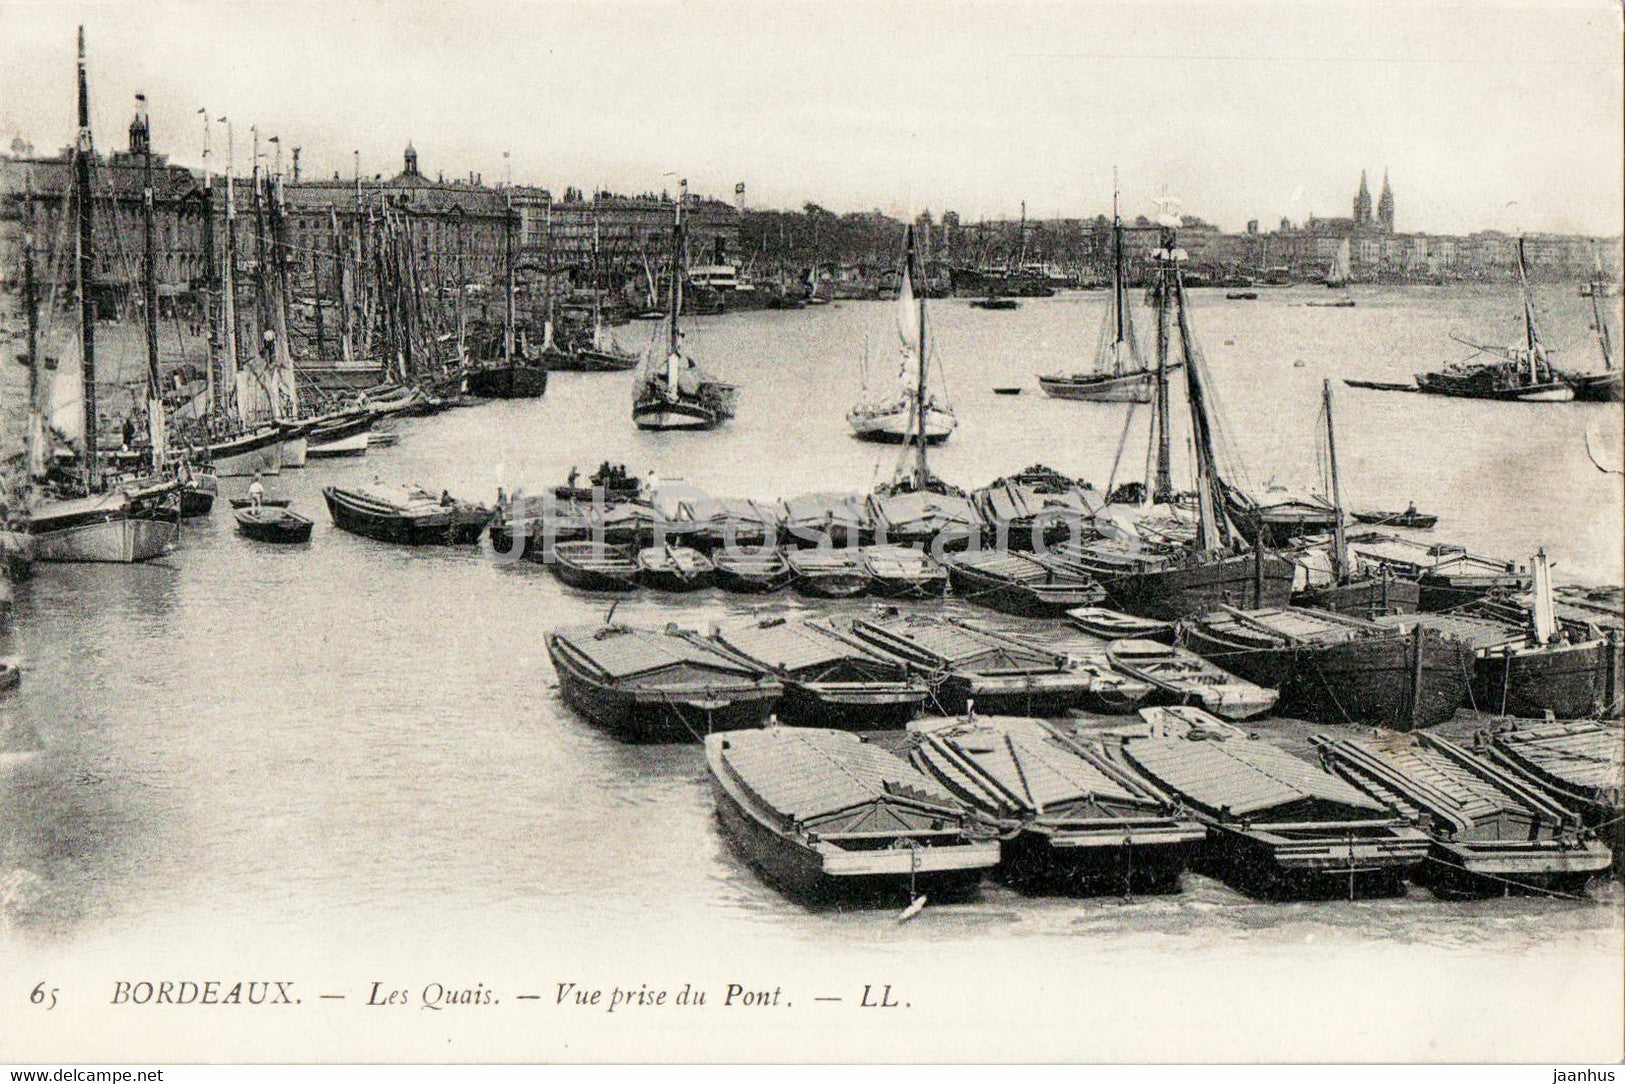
668,182 -> 685,358
1589,246 -> 1615,373
503,193 -> 516,365
454,209 -> 466,361
908,224 -> 929,489
221,119 -> 241,424
74,26 -> 99,486
1323,379 -> 1347,581
138,94 -> 165,462
22,174 -> 44,479
1174,257 -> 1224,551
1110,170 -> 1124,374
1152,230 -> 1174,504
1515,236 -> 1542,382
331,207 -> 352,364
199,110 -> 215,413
269,166 -> 296,417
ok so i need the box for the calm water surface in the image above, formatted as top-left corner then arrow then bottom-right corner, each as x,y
1,285 -> 1620,959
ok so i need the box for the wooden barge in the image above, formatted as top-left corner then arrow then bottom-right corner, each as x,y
1486,720 -> 1624,877
1105,638 -> 1278,720
322,485 -> 492,546
1315,731 -> 1613,897
705,727 -> 1000,905
909,714 -> 1206,895
547,625 -> 783,742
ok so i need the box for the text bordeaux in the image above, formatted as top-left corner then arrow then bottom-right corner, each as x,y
111,980 -> 298,1006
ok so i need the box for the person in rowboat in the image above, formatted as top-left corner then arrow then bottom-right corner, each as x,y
247,472 -> 265,508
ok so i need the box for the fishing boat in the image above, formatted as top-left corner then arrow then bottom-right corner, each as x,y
845,613 -> 1101,716
859,545 -> 949,598
634,545 -> 717,592
177,473 -> 218,518
1038,182 -> 1154,403
1487,719 -> 1624,875
1104,638 -> 1277,720
632,181 -> 735,430
712,549 -> 794,593
1108,707 -> 1430,898
941,549 -> 1105,618
847,270 -> 957,444
971,466 -> 1099,551
22,38 -> 181,564
908,714 -> 1206,895
570,286 -> 641,371
548,541 -> 640,592
1315,731 -> 1613,897
1180,606 -> 1472,729
548,624 -> 783,742
1228,487 -> 1340,547
1352,508 -> 1438,530
707,619 -> 929,729
1065,607 -> 1176,643
865,226 -> 982,551
234,506 -> 314,544
780,492 -> 871,550
705,727 -> 999,904
1414,239 -> 1574,401
847,239 -> 959,443
786,548 -> 871,599
322,484 -> 492,545
1069,229 -> 1296,620
1562,249 -> 1622,402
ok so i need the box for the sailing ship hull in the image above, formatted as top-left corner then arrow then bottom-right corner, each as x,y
306,433 -> 369,458
1181,621 -> 1472,730
847,407 -> 956,444
29,509 -> 177,564
1103,553 -> 1296,621
322,487 -> 491,546
467,365 -> 548,399
565,348 -> 639,372
208,428 -> 285,478
1415,370 -> 1575,402
1037,372 -> 1153,403
548,639 -> 780,743
1471,638 -> 1613,719
633,399 -> 719,431
1567,371 -> 1623,402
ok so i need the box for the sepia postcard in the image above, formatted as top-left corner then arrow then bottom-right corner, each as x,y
0,0 -> 1620,1067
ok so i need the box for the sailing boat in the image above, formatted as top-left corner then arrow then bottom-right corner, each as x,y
569,217 -> 639,371
25,29 -> 180,563
1290,380 -> 1421,616
1561,247 -> 1622,402
848,234 -> 958,444
466,189 -> 547,397
1038,179 -> 1155,402
865,226 -> 982,551
1415,237 -> 1574,401
1306,238 -> 1356,307
631,181 -> 736,430
1058,228 -> 1295,620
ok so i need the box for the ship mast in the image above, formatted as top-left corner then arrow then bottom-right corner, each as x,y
1151,230 -> 1174,504
74,26 -> 99,487
1589,246 -> 1615,373
908,224 -> 929,490
1323,379 -> 1348,581
138,94 -> 166,463
1515,236 -> 1543,383
1110,172 -> 1125,376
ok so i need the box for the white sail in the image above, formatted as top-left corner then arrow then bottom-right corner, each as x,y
47,339 -> 85,448
895,257 -> 920,355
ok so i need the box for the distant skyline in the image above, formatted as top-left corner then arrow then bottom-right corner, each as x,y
1,0 -> 1620,236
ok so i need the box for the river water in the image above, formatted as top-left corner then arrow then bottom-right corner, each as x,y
0,285 -> 1620,1060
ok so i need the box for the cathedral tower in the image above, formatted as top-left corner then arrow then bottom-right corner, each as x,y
1377,170 -> 1394,233
1354,170 -> 1373,227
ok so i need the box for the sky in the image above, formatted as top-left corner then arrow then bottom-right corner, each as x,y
1,0 -> 1621,235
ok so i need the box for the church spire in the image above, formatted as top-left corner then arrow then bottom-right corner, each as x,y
1377,169 -> 1394,233
1354,170 -> 1373,226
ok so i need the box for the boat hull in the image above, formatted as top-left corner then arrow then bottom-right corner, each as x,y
1104,553 -> 1296,621
999,823 -> 1203,896
1412,839 -> 1613,899
778,681 -> 926,730
1038,372 -> 1153,403
1292,575 -> 1421,618
1567,371 -> 1623,402
549,639 -> 780,743
307,433 -> 369,458
1472,638 -> 1613,719
30,511 -> 177,564
633,402 -> 718,431
235,509 -> 314,544
322,487 -> 490,546
208,429 -> 284,477
709,772 -> 991,905
1201,824 -> 1425,900
467,365 -> 548,399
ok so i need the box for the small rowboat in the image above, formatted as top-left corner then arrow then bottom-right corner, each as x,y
228,497 -> 292,510
713,549 -> 794,593
1352,509 -> 1438,530
786,548 -> 871,598
234,506 -> 314,544
0,658 -> 22,693
1105,639 -> 1278,720
860,545 -> 948,598
992,386 -> 1023,395
942,549 -> 1104,618
1065,606 -> 1176,643
550,541 -> 639,592
635,545 -> 716,592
